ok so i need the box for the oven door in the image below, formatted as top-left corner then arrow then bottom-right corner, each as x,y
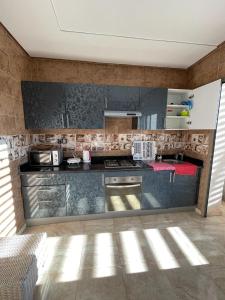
105,176 -> 142,212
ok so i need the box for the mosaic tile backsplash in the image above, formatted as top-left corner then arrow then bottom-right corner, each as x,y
0,131 -> 210,161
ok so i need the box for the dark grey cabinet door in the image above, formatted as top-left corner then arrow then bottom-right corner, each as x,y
66,173 -> 105,215
139,88 -> 167,129
168,173 -> 199,208
21,81 -> 66,129
23,185 -> 66,218
21,174 -> 65,187
65,83 -> 105,129
106,86 -> 140,111
142,171 -> 171,209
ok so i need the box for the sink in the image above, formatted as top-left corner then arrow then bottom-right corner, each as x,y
162,159 -> 184,164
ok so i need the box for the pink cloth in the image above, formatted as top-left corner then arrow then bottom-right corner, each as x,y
148,161 -> 197,176
173,162 -> 197,176
148,162 -> 175,171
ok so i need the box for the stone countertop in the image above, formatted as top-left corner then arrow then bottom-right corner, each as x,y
19,160 -> 150,174
19,154 -> 203,174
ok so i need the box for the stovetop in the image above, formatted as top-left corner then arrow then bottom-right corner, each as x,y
104,159 -> 142,169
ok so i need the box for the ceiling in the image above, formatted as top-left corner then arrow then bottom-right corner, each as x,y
1,0 -> 225,68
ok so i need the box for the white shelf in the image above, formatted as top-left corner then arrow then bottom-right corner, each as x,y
168,89 -> 191,94
167,105 -> 189,109
166,116 -> 189,119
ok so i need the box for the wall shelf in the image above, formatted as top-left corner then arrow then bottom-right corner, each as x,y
166,116 -> 190,119
167,105 -> 189,109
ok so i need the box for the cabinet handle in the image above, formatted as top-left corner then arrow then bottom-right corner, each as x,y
39,200 -> 53,203
173,173 -> 176,183
106,184 -> 141,188
36,176 -> 50,179
61,114 -> 65,128
102,174 -> 105,187
105,97 -> 108,109
66,114 -> 70,127
169,172 -> 172,183
38,188 -> 55,192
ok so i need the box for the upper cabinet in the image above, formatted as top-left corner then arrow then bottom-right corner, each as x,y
21,81 -> 66,129
139,88 -> 167,130
165,89 -> 192,130
21,81 -> 168,130
190,80 -> 221,130
64,83 -> 105,129
106,86 -> 140,111
22,81 -> 105,129
165,80 -> 222,130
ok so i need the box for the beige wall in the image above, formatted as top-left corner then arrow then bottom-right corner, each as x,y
0,24 -> 31,235
0,25 -> 31,135
187,43 -> 225,89
31,58 -> 188,89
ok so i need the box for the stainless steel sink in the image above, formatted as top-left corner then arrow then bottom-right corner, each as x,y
162,159 -> 184,164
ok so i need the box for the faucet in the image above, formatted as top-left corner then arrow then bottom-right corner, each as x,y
175,153 -> 184,161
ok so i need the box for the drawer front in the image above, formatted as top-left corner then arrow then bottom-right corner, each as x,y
21,174 -> 65,186
23,185 -> 66,218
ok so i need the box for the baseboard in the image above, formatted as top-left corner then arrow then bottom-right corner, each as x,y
26,206 -> 196,226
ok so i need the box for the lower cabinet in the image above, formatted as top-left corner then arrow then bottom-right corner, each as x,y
168,173 -> 199,208
22,185 -> 66,218
66,173 -> 105,215
142,171 -> 171,209
21,168 -> 200,219
142,170 -> 200,210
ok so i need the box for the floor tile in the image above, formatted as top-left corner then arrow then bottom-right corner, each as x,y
75,268 -> 127,300
26,206 -> 225,300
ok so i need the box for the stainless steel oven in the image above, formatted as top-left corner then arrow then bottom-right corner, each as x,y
105,176 -> 142,212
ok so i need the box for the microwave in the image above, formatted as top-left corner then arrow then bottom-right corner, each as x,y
28,146 -> 63,166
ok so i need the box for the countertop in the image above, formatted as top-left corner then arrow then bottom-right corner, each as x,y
20,160 -> 150,174
19,155 -> 203,174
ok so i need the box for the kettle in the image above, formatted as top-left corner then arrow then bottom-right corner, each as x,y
82,150 -> 91,163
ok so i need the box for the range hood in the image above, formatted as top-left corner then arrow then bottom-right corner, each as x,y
104,111 -> 142,117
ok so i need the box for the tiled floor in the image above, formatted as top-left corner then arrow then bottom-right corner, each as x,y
27,209 -> 225,300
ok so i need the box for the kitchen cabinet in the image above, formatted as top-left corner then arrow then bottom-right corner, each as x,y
22,185 -> 66,218
21,173 -> 65,186
166,79 -> 221,129
139,88 -> 167,130
65,83 -> 105,129
66,173 -> 105,215
189,80 -> 221,130
106,86 -> 140,111
22,81 -> 106,129
21,81 -> 66,129
21,81 -> 169,130
142,171 -> 171,209
142,169 -> 200,210
168,172 -> 200,208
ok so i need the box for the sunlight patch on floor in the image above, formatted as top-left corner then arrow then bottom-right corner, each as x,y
167,226 -> 209,266
93,232 -> 115,278
144,228 -> 179,270
119,230 -> 148,274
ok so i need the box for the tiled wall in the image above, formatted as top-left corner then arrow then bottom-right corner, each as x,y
0,24 -> 31,236
187,42 -> 225,89
0,25 -> 31,135
31,58 -> 188,89
0,131 -> 211,162
32,131 -> 210,157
